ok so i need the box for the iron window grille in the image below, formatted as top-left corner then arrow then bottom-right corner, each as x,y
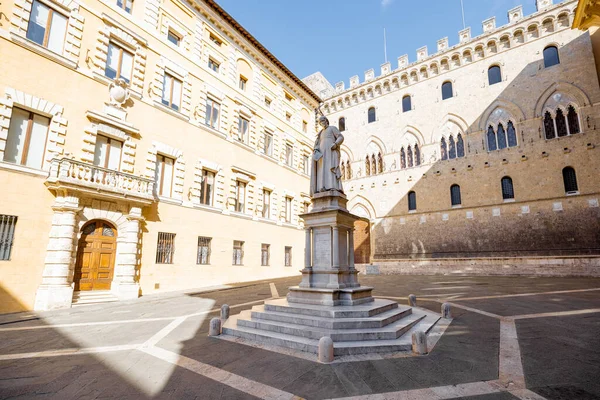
197,237 -> 211,265
156,232 -> 175,264
0,215 -> 18,261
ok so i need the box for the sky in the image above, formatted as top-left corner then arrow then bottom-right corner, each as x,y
215,0 -> 541,86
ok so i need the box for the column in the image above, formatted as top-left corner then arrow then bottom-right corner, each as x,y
332,226 -> 339,269
304,228 -> 312,270
111,205 -> 143,300
34,193 -> 80,311
348,226 -> 355,270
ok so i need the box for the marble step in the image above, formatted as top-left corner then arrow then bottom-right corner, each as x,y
237,311 -> 426,341
251,305 -> 412,329
72,291 -> 119,306
263,298 -> 398,319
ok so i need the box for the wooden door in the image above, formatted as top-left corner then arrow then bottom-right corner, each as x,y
74,221 -> 117,291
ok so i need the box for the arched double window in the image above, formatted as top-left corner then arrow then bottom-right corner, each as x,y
442,81 -> 453,100
402,95 -> 412,113
543,45 -> 560,68
488,66 -> 502,85
501,176 -> 514,200
440,135 -> 465,160
367,107 -> 376,123
562,167 -> 578,194
544,106 -> 580,139
338,117 -> 346,132
408,191 -> 417,211
487,121 -> 517,151
450,184 -> 461,206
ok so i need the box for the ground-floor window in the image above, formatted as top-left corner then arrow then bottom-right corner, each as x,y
284,246 -> 292,267
0,215 -> 18,260
261,243 -> 270,266
197,236 -> 211,265
156,232 -> 175,264
233,240 -> 244,265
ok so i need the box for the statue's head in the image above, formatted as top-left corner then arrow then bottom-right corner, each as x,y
318,116 -> 329,128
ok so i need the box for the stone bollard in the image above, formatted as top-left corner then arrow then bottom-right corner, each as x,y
412,331 -> 428,355
408,294 -> 417,307
209,317 -> 221,336
221,304 -> 230,321
441,303 -> 452,319
318,337 -> 334,363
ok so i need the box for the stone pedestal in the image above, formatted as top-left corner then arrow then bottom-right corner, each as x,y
287,191 -> 374,306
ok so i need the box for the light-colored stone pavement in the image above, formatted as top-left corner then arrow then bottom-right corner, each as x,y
1,275 -> 599,399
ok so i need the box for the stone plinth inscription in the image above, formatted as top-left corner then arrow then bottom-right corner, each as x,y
313,228 -> 331,269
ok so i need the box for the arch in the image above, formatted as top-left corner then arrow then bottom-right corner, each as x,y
534,82 -> 591,117
367,106 -> 376,123
513,29 -> 525,44
474,45 -> 485,59
348,194 -> 377,219
407,191 -> 417,211
340,144 -> 354,161
451,53 -> 461,67
75,220 -> 118,291
432,113 -> 469,144
488,65 -> 502,85
429,62 -> 439,75
562,166 -> 578,193
402,95 -> 412,112
236,58 -> 253,92
399,125 -> 425,146
442,81 -> 453,100
499,35 -> 510,50
501,176 -> 514,200
365,135 -> 387,155
450,184 -> 461,206
338,116 -> 346,132
462,49 -> 473,63
478,99 -> 526,130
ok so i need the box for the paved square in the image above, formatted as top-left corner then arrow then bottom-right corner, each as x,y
1,275 -> 599,399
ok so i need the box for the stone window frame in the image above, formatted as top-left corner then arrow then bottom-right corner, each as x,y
484,108 -> 519,152
256,181 -> 275,220
0,88 -> 66,173
158,9 -> 193,53
150,57 -> 192,119
280,189 -> 297,225
10,0 -> 83,68
94,14 -> 148,97
81,118 -> 137,174
146,140 -> 185,202
234,104 -> 255,146
191,158 -> 225,209
229,168 -> 255,216
540,91 -> 582,140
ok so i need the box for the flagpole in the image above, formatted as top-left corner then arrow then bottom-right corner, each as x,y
460,0 -> 466,30
383,28 -> 388,63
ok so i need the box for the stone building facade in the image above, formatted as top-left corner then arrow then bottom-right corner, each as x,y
0,0 -> 320,313
305,0 -> 600,276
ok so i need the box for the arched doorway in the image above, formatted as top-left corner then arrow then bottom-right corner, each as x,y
74,220 -> 117,291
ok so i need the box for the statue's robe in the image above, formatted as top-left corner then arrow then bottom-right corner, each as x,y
310,125 -> 344,196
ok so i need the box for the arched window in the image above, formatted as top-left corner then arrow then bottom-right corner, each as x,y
338,117 -> 346,132
407,146 -> 413,167
365,156 -> 371,176
368,107 -> 376,123
402,95 -> 412,113
543,46 -> 560,68
456,134 -> 465,157
450,184 -> 461,206
507,121 -> 517,147
501,176 -> 514,200
556,108 -> 568,137
563,167 -> 578,193
487,126 -> 497,151
497,123 -> 507,150
488,66 -> 502,85
441,138 -> 448,160
341,162 -> 346,181
414,145 -> 421,166
567,106 -> 580,135
371,155 -> 377,175
544,111 -> 556,139
377,153 -> 384,173
442,82 -> 453,100
400,148 -> 406,169
448,135 -> 456,159
408,191 -> 417,211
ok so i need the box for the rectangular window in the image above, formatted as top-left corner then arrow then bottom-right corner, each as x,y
208,58 -> 220,73
302,120 -> 308,133
0,215 -> 18,261
167,29 -> 181,46
233,240 -> 244,265
285,112 -> 292,122
4,107 -> 49,169
199,169 -> 215,206
156,232 -> 175,264
285,93 -> 293,102
262,189 -> 271,218
197,236 -> 211,265
238,116 -> 249,143
161,73 -> 182,111
209,33 -> 221,46
285,144 -> 293,166
205,99 -> 220,129
264,97 -> 271,109
285,196 -> 292,223
105,42 -> 134,83
263,131 -> 273,156
239,76 -> 247,91
284,246 -> 292,267
26,0 -> 68,54
303,154 -> 309,175
93,135 -> 122,170
116,0 -> 133,13
261,243 -> 270,266
234,180 -> 246,212
155,154 -> 175,197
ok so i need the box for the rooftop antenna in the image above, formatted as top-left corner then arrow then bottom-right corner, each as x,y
384,27 -> 388,63
460,0 -> 466,30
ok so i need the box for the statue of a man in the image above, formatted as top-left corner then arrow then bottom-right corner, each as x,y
310,116 -> 344,197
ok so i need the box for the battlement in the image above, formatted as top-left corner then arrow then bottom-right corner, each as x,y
326,0 -> 575,100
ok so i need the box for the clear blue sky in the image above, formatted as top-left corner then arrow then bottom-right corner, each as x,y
216,0 -> 541,85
